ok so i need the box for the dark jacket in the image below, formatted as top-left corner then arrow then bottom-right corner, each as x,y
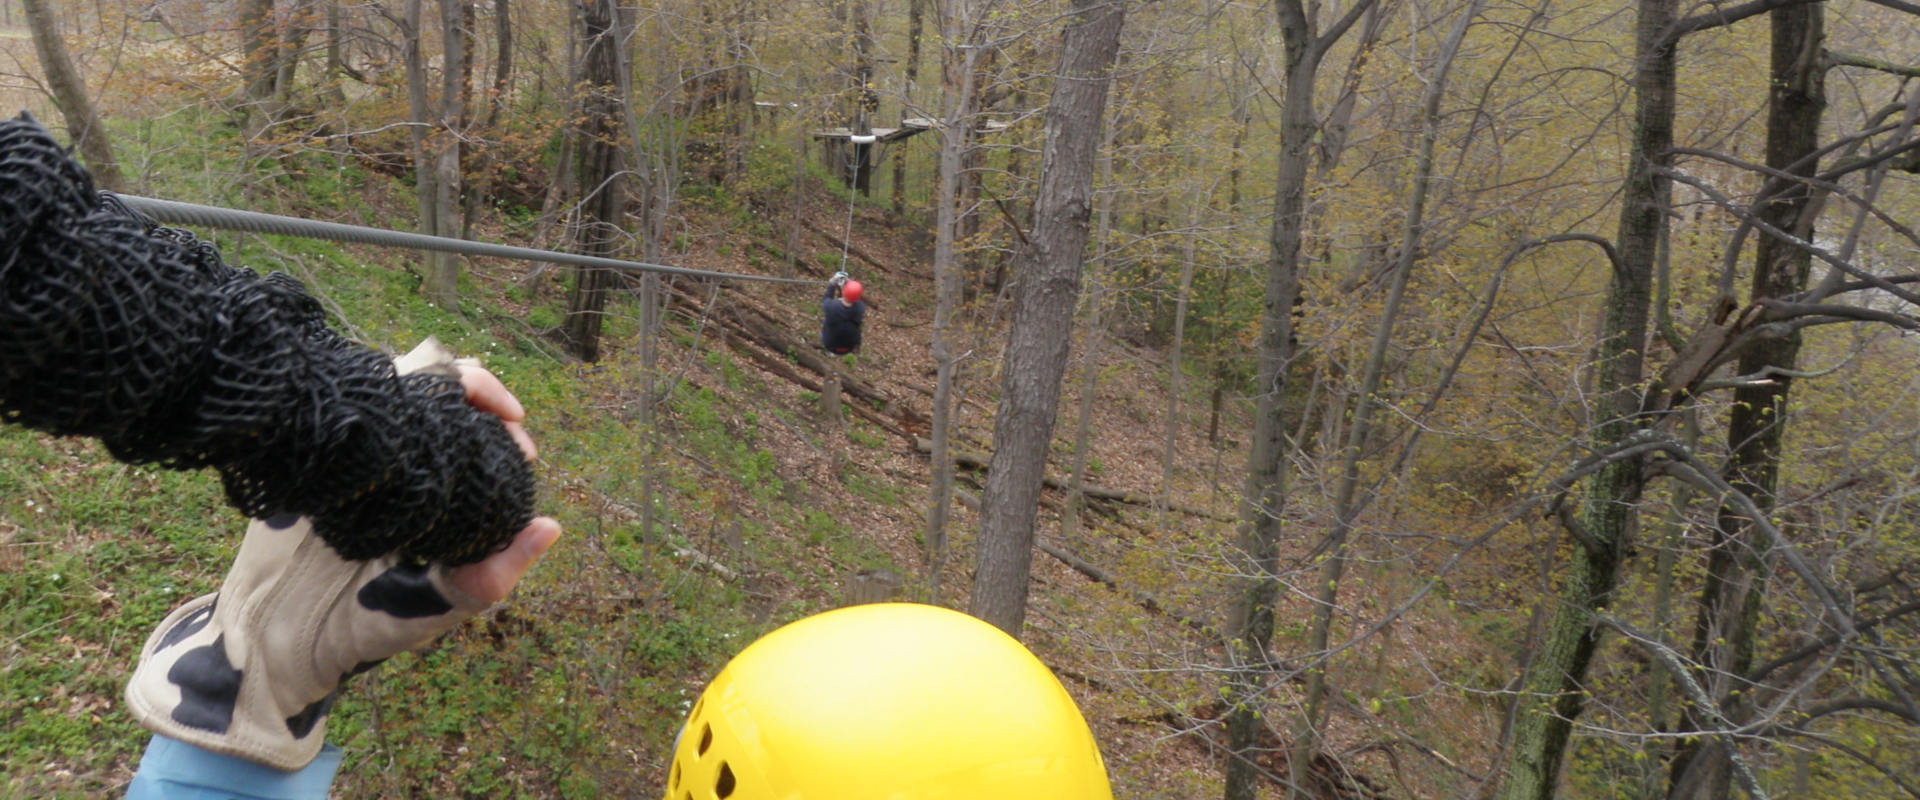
820,288 -> 866,353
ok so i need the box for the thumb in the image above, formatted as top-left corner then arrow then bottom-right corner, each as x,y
449,517 -> 562,604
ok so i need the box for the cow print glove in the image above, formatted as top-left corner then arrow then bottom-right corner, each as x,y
124,341 -> 496,771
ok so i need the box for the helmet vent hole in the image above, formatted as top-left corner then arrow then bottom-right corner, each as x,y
716,762 -> 737,798
697,724 -> 713,756
669,761 -> 680,790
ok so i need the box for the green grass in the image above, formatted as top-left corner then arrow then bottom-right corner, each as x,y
0,432 -> 234,797
847,423 -> 886,450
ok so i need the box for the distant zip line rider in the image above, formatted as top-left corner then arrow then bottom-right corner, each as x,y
662,602 -> 1114,800
820,271 -> 866,355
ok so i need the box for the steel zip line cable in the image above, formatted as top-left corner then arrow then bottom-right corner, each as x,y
115,195 -> 820,286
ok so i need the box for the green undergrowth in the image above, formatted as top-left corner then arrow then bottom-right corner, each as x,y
0,431 -> 233,798
1,123 -> 909,798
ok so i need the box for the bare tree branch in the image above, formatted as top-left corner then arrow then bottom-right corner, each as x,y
1671,117 -> 1920,307
1669,143 -> 1920,257
1370,234 -> 1620,507
1793,697 -> 1920,726
1855,560 -> 1920,595
1696,352 -> 1861,392
1596,613 -> 1772,800
1318,0 -> 1381,52
1554,498 -> 1606,555
1858,0 -> 1920,18
1655,455 -> 1920,722
1748,601 -> 1920,683
1757,300 -> 1920,331
1665,0 -> 1816,43
1773,730 -> 1920,799
1829,50 -> 1920,79
1811,274 -> 1920,298
1661,167 -> 1920,307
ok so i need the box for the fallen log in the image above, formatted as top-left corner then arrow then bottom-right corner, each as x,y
725,332 -> 915,444
658,281 -> 923,434
1036,541 -> 1212,636
950,488 -> 1211,637
673,544 -> 738,581
914,437 -> 1235,523
719,297 -> 906,420
902,379 -> 994,416
800,217 -> 892,275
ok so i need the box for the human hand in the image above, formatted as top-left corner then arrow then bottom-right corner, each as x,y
125,341 -> 561,770
446,361 -> 559,602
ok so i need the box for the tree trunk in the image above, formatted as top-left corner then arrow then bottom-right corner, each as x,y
786,115 -> 807,277
1639,409 -> 1698,800
21,0 -> 121,191
1225,66 -> 1253,212
1497,0 -> 1674,797
1288,2 -> 1479,788
1208,384 -> 1224,444
274,0 -> 318,104
421,0 -> 471,310
322,0 -> 348,104
456,1 -> 477,120
724,2 -> 756,175
638,272 -> 662,542
1223,1 -> 1388,796
1224,2 -> 1325,794
955,48 -> 995,301
893,0 -> 924,214
969,0 -> 1128,639
1061,109 -> 1122,546
922,2 -> 982,598
850,0 -> 875,195
1160,185 -> 1200,513
484,0 -> 512,130
560,0 -> 625,362
519,0 -> 583,283
1669,6 -> 1825,799
1318,2 -> 1384,172
403,0 -> 445,296
613,0 -> 666,270
462,0 -> 512,238
616,1 -> 664,538
238,0 -> 279,141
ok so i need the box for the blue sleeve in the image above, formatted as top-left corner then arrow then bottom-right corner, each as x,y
126,735 -> 343,800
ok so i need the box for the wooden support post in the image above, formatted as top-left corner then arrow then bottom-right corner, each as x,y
821,371 -> 844,421
822,355 -> 846,479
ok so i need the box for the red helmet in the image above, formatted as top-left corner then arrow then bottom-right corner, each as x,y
842,280 -> 864,304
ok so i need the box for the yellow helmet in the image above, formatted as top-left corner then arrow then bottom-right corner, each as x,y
662,603 -> 1112,800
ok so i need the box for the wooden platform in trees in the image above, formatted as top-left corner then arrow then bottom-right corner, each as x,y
809,119 -> 932,143
808,117 -> 1011,143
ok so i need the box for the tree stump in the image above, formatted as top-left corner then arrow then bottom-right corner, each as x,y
843,568 -> 904,606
